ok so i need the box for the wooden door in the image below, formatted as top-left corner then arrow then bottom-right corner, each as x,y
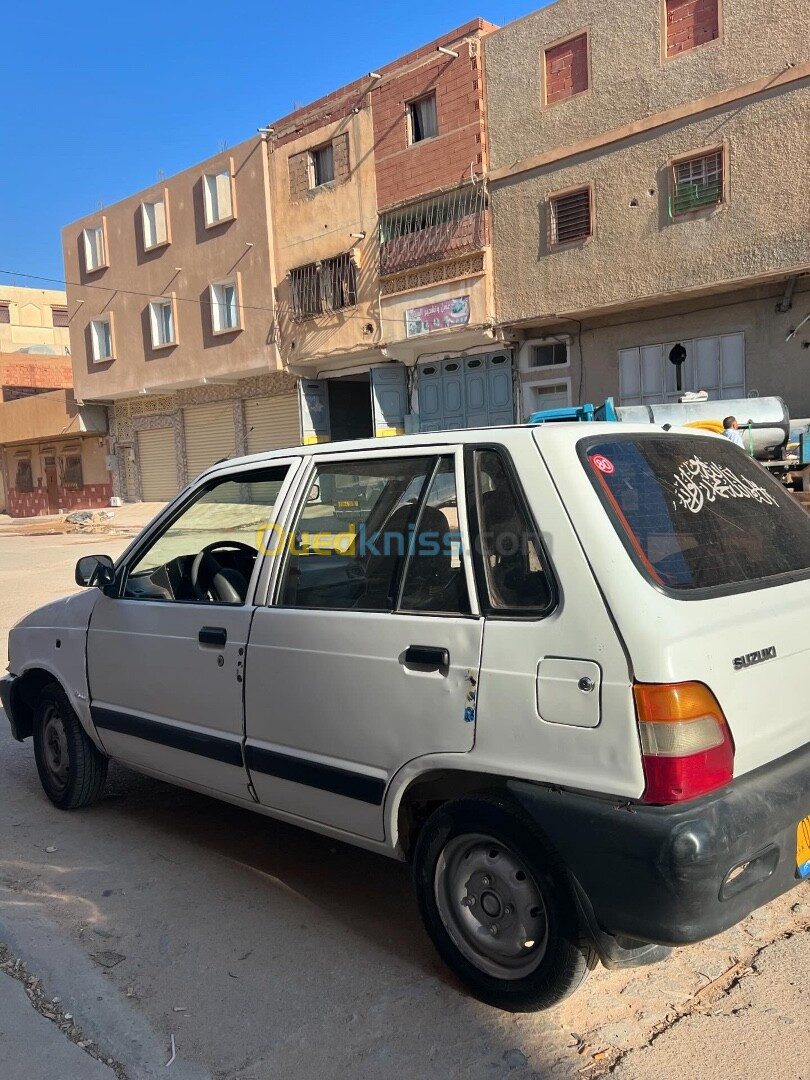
44,462 -> 59,513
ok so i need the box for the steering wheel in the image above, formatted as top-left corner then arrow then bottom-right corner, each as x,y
191,541 -> 257,603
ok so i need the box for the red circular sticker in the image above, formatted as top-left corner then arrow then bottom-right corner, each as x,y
591,454 -> 615,475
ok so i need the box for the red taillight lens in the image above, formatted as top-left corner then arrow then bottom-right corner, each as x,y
634,682 -> 734,804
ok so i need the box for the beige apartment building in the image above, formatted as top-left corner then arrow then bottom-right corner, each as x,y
0,285 -> 70,355
484,0 -> 810,418
62,140 -> 297,503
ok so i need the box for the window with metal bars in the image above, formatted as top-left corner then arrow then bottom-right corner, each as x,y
51,306 -> 69,327
550,187 -> 592,245
15,459 -> 33,493
289,253 -> 357,319
0,303 -> 9,324
61,454 -> 84,490
379,185 -> 488,275
672,150 -> 723,215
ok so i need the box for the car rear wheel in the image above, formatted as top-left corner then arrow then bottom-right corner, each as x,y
413,794 -> 596,1011
33,683 -> 108,809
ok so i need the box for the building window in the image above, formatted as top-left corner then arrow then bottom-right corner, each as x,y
618,333 -> 745,405
544,32 -> 589,104
51,306 -> 69,328
407,94 -> 438,144
82,225 -> 107,272
529,342 -> 569,368
0,303 -> 9,324
310,144 -> 335,188
549,187 -> 592,246
203,169 -> 234,227
142,194 -> 169,249
665,0 -> 720,57
522,380 -> 572,420
90,316 -> 114,361
149,298 -> 176,348
289,253 -> 357,319
61,453 -> 84,490
672,149 -> 724,215
210,279 -> 241,333
15,458 -> 34,493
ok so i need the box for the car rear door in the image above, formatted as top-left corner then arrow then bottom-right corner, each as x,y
244,445 -> 483,841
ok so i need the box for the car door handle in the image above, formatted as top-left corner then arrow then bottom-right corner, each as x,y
199,626 -> 227,647
404,645 -> 450,669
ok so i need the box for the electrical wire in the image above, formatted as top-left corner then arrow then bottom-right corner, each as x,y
0,268 -> 482,331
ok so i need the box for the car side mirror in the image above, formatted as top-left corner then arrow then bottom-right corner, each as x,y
75,554 -> 116,589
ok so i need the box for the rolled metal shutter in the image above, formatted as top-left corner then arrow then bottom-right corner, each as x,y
184,402 -> 236,482
244,395 -> 300,454
137,428 -> 178,503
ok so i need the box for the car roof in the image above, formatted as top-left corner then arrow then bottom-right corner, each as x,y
197,420 -> 705,484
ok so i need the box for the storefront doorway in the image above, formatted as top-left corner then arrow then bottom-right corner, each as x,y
327,374 -> 374,442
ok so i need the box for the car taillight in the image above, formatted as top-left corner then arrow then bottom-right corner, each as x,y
633,682 -> 734,804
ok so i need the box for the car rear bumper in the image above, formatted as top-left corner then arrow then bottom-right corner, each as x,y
509,740 -> 810,947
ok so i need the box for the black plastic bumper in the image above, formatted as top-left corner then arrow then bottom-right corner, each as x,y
1,674 -> 22,741
509,740 -> 810,947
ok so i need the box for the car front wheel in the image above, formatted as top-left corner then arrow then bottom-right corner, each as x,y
413,794 -> 596,1011
33,683 -> 108,809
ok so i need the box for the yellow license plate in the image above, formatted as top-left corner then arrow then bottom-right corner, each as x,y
798,815 -> 810,878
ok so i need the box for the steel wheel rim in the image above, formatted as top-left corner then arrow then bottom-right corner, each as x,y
434,832 -> 549,980
42,706 -> 69,793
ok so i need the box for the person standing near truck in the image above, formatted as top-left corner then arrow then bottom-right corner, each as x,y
723,416 -> 745,447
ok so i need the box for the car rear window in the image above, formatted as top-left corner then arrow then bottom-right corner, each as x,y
580,433 -> 810,596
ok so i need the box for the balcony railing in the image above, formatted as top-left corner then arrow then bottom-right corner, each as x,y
380,185 -> 489,277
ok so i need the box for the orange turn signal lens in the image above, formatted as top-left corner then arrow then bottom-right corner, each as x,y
633,682 -> 735,804
633,682 -> 725,724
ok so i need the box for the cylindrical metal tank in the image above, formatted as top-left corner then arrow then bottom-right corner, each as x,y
615,397 -> 789,459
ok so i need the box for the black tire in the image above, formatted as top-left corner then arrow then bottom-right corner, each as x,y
33,682 -> 108,809
413,793 -> 596,1012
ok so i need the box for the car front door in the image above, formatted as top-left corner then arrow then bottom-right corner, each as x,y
86,460 -> 299,800
244,447 -> 483,841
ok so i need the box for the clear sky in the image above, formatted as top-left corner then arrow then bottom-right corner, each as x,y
0,0 -> 544,288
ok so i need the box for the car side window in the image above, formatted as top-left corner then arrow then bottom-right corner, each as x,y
471,449 -> 554,615
122,466 -> 290,604
278,456 -> 443,611
398,457 -> 470,615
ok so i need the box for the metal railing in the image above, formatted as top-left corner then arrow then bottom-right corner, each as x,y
379,184 -> 489,276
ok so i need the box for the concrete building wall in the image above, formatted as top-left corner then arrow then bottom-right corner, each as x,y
372,30 -> 490,209
0,352 -> 73,396
0,287 -> 70,354
491,84 -> 810,323
267,110 -> 381,371
525,278 -> 810,417
578,278 -> 810,412
62,137 -> 281,403
484,0 -> 810,169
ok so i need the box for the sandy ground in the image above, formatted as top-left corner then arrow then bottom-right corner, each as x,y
0,531 -> 807,1080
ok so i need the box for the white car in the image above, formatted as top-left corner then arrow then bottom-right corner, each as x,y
3,424 -> 809,1011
